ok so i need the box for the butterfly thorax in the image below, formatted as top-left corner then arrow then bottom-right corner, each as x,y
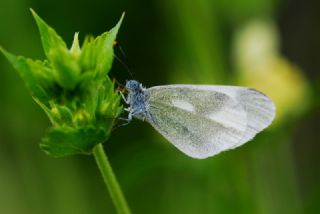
126,80 -> 150,121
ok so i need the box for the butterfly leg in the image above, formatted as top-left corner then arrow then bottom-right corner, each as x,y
118,108 -> 136,124
113,113 -> 132,129
128,111 -> 133,122
111,117 -> 131,130
120,91 -> 130,104
129,108 -> 147,121
124,106 -> 131,112
113,108 -> 145,129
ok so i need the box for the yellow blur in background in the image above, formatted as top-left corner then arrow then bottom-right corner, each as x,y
233,19 -> 310,123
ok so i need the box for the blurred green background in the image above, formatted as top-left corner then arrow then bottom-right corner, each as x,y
0,0 -> 319,213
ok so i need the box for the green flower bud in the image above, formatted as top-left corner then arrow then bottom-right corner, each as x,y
1,9 -> 125,157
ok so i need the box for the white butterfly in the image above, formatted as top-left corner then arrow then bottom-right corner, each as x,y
122,80 -> 275,159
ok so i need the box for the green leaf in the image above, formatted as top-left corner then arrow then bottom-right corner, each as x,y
1,47 -> 52,103
80,13 -> 124,78
40,126 -> 107,157
70,32 -> 81,56
30,9 -> 67,59
50,103 -> 74,126
49,46 -> 80,89
31,9 -> 80,90
98,79 -> 123,117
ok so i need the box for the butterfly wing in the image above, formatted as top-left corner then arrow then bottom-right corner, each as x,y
145,85 -> 275,159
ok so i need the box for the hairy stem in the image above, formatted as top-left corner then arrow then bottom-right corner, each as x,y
93,143 -> 131,214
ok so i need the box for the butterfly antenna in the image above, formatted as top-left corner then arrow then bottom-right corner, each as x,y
113,40 -> 134,79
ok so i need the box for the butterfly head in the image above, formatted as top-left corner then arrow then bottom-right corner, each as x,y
126,80 -> 141,92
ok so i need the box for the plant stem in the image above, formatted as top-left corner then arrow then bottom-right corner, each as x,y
93,143 -> 131,214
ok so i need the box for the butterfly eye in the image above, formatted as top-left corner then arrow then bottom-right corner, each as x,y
126,80 -> 140,91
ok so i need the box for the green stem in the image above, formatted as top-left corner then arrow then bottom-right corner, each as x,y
93,143 -> 131,214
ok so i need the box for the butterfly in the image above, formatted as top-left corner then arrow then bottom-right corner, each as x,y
121,80 -> 275,159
